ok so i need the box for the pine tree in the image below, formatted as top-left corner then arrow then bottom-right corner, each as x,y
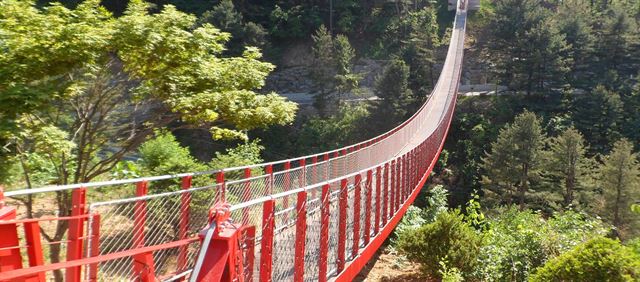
490,0 -> 570,94
311,25 -> 336,116
333,34 -> 360,100
482,111 -> 546,209
597,139 -> 640,239
543,127 -> 593,208
593,4 -> 638,88
556,0 -> 595,88
571,85 -> 624,154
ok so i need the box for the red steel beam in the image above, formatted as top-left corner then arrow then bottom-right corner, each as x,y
337,179 -> 348,273
23,221 -> 45,281
132,181 -> 156,282
374,166 -> 381,235
66,187 -> 87,282
352,174 -> 362,259
259,199 -> 275,282
0,238 -> 198,281
293,190 -> 307,282
177,176 -> 192,279
364,170 -> 373,245
318,184 -> 330,282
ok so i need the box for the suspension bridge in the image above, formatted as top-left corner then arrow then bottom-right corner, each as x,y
0,1 -> 470,281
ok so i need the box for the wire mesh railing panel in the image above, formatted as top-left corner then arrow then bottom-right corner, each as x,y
272,193 -> 298,281
304,187 -> 322,282
327,187 -> 340,278
346,182 -> 355,262
87,184 -> 220,280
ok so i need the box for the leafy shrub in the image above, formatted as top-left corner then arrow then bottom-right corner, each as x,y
398,210 -> 483,279
530,237 -> 640,282
394,185 -> 447,244
473,208 -> 547,281
473,207 -> 610,281
626,238 -> 640,255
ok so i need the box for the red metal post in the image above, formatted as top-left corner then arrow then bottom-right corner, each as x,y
88,213 -> 101,282
293,190 -> 307,282
243,168 -> 251,225
260,199 -> 275,282
283,161 -> 291,210
311,156 -> 318,198
23,221 -> 46,281
323,154 -> 330,181
0,188 -> 23,275
266,165 -> 274,195
395,158 -> 401,211
390,160 -> 395,215
364,170 -> 373,245
299,159 -> 306,188
66,187 -> 87,282
177,176 -> 192,278
382,163 -> 389,226
241,225 -> 256,282
319,184 -> 330,282
374,166 -> 381,235
217,171 -> 226,203
337,178 -> 348,273
332,151 -> 340,179
132,182 -> 156,282
352,174 -> 362,259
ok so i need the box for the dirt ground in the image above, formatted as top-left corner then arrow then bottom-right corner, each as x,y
355,243 -> 430,282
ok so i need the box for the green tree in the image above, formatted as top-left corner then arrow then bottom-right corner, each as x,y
571,85 -> 624,153
490,0 -> 570,94
556,0 -> 595,88
405,6 -> 442,92
333,34 -> 360,101
0,1 -> 296,276
311,25 -> 337,116
482,111 -> 545,209
310,27 -> 359,116
543,127 -> 593,209
596,139 -> 640,239
199,0 -> 268,56
592,4 -> 639,88
368,59 -> 415,131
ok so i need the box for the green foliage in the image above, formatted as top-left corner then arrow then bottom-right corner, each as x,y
367,60 -> 415,132
398,210 -> 483,280
439,259 -> 464,282
138,131 -> 207,177
542,127 -> 594,209
530,237 -> 640,282
571,86 -> 624,153
490,0 -> 570,93
268,4 -> 321,40
310,26 -> 360,116
596,139 -> 640,239
115,2 -> 297,140
199,0 -> 267,56
481,111 -> 545,209
474,207 -> 609,281
423,185 -> 450,222
296,104 -> 369,153
208,139 -> 264,180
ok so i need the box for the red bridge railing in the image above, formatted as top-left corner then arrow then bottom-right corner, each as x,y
0,2 -> 467,281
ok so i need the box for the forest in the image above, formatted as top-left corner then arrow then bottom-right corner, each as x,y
1,0 -> 640,281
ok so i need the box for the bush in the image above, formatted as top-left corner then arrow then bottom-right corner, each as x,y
398,210 -> 483,279
473,207 -> 610,281
530,237 -> 640,282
